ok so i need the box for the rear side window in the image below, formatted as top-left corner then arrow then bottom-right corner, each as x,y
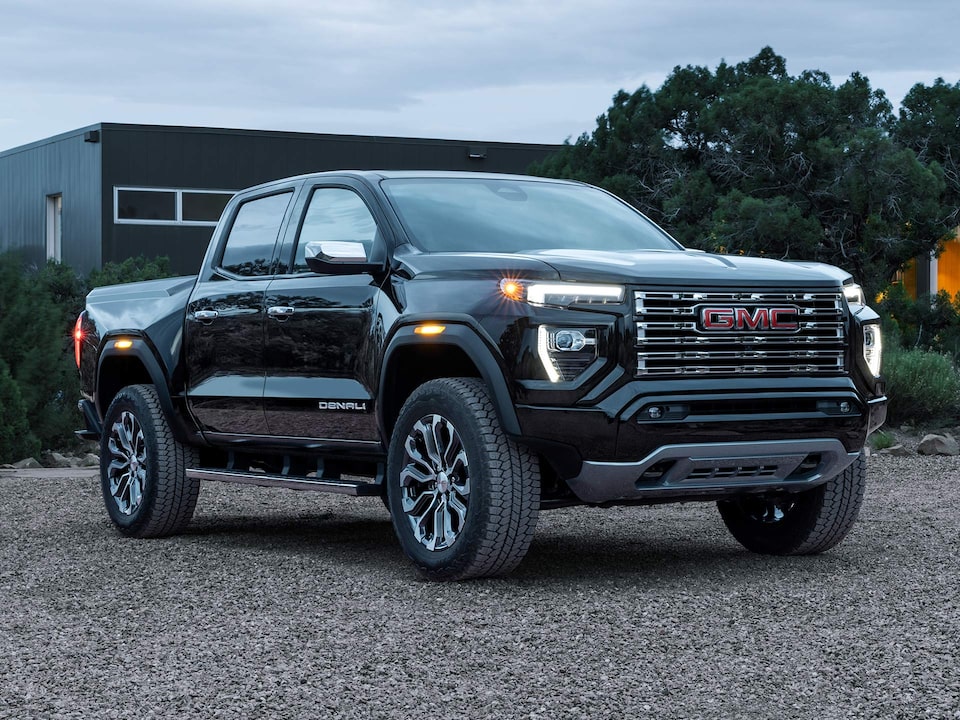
219,192 -> 292,277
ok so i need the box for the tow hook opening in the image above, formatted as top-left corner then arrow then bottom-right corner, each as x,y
637,460 -> 675,486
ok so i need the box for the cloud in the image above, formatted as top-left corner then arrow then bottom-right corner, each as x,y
0,0 -> 958,149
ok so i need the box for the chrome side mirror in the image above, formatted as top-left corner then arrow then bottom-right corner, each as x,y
304,241 -> 368,264
303,241 -> 380,274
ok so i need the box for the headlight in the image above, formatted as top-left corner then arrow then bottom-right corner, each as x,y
537,326 -> 598,382
500,279 -> 624,307
844,283 -> 866,309
863,323 -> 882,377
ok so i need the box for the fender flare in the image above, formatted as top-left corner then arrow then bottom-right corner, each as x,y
96,335 -> 204,446
379,321 -> 521,437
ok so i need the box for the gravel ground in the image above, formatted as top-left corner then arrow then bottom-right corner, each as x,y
1,457 -> 958,720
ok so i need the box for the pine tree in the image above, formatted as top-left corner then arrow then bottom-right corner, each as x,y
0,357 -> 39,464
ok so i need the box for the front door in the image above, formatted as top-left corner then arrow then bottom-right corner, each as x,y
262,185 -> 385,443
185,189 -> 294,436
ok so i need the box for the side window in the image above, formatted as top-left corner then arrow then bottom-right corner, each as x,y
219,191 -> 292,277
293,188 -> 378,273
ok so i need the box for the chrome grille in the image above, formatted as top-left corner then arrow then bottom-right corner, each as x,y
635,289 -> 846,377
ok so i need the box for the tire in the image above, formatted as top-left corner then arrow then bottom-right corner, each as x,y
717,451 -> 867,555
99,384 -> 201,538
387,378 -> 540,581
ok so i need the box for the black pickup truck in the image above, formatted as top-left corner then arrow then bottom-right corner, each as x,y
76,171 -> 887,580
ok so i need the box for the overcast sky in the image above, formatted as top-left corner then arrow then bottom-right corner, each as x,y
1,0 -> 958,152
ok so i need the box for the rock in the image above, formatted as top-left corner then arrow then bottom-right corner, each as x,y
863,445 -> 871,458
12,457 -> 42,469
40,451 -> 73,468
878,444 -> 911,457
79,453 -> 100,467
917,433 -> 960,456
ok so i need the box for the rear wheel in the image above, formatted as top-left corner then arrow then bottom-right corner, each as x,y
387,378 -> 540,581
717,452 -> 866,555
100,384 -> 200,537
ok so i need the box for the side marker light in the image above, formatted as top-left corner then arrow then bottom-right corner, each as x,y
414,325 -> 446,336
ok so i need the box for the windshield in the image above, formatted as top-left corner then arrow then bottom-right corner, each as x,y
381,178 -> 681,253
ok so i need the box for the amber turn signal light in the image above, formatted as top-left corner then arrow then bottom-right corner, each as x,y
499,279 -> 525,301
414,324 -> 446,336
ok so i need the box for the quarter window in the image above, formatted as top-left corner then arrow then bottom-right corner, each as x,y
220,192 -> 292,277
293,188 -> 378,272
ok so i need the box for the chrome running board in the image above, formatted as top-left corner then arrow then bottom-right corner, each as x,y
186,468 -> 382,496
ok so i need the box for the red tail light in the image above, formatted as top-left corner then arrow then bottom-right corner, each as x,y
74,314 -> 84,368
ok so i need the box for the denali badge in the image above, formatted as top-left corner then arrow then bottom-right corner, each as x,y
318,401 -> 368,411
699,306 -> 799,331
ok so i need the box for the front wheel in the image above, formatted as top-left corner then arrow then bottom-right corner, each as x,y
100,384 -> 200,538
717,452 -> 866,555
387,378 -> 540,581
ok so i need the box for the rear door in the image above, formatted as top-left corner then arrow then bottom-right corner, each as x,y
184,187 -> 296,436
261,180 -> 387,444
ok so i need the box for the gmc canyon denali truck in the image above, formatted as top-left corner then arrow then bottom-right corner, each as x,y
76,171 -> 887,580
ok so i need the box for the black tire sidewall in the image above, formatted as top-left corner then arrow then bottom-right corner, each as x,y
99,387 -> 162,536
718,485 -> 826,555
387,383 -> 495,578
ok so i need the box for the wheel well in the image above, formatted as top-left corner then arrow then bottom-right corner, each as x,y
97,355 -> 152,413
381,344 -> 482,436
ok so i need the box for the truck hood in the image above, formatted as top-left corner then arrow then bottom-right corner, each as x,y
526,249 -> 850,287
397,247 -> 851,288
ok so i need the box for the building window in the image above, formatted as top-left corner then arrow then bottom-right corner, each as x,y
183,191 -> 234,222
114,187 -> 235,226
117,189 -> 176,221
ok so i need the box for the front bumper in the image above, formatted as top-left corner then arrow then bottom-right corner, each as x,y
565,438 -> 859,505
515,378 -> 885,505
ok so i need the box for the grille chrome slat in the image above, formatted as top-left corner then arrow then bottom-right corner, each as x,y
635,288 -> 846,377
637,333 -> 843,345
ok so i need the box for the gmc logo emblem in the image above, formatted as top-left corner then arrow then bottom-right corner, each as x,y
699,306 -> 799,331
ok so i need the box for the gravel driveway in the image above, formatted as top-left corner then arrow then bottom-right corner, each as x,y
1,457 -> 958,719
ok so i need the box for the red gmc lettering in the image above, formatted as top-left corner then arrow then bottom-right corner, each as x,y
735,307 -> 767,330
769,307 -> 798,330
702,308 -> 735,329
700,306 -> 798,331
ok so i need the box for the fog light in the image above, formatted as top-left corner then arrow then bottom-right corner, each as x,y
840,401 -> 851,414
554,329 -> 587,352
537,326 -> 598,382
648,406 -> 662,419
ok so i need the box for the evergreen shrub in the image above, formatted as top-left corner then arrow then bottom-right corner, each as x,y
882,346 -> 960,426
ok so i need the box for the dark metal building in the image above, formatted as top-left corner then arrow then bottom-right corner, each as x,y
0,123 -> 559,275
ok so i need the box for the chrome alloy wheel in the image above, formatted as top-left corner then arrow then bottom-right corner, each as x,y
399,414 -> 470,551
106,410 -> 147,516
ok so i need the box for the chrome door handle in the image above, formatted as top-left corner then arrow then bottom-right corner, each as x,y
267,306 -> 295,320
194,310 -> 219,324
